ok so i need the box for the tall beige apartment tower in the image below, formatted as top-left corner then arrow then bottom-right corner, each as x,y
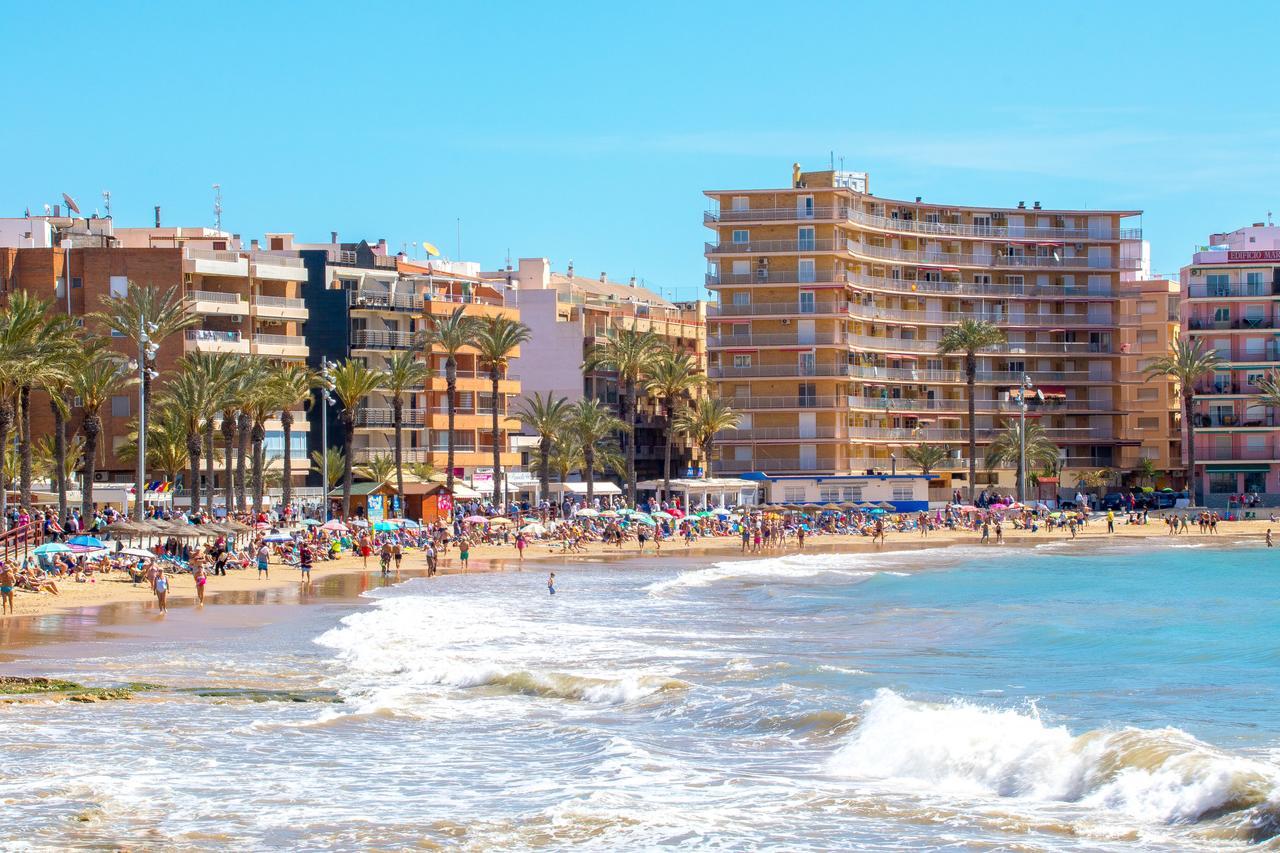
703,165 -> 1143,495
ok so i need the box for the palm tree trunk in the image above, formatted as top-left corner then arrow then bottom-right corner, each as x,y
624,380 -> 637,505
342,416 -> 355,519
19,385 -> 32,509
490,369 -> 501,509
446,358 -> 457,493
81,416 -> 100,523
236,412 -> 251,512
282,410 -> 294,516
222,417 -> 235,517
538,437 -> 551,504
1184,390 -> 1197,505
186,431 -> 202,516
0,400 -> 13,528
662,400 -> 674,503
702,438 -> 713,480
393,398 -> 404,518
203,422 -> 215,515
251,422 -> 266,515
51,398 -> 67,525
584,445 -> 596,503
966,352 -> 977,503
139,359 -> 154,518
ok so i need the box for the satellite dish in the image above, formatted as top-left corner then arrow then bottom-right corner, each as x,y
62,193 -> 81,215
422,241 -> 441,258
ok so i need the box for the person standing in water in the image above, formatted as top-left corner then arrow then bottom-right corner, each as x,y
1268,528 -> 1274,548
193,564 -> 208,607
547,572 -> 556,596
154,568 -> 169,614
0,563 -> 15,615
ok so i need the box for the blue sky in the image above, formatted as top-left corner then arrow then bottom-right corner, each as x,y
4,2 -> 1278,299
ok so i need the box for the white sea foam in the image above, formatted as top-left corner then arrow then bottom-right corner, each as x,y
645,553 -> 884,595
830,689 -> 1280,825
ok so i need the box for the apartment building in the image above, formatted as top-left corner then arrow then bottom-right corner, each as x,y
0,215 -> 311,492
1117,279 -> 1182,487
289,235 -> 522,487
1180,223 -> 1280,505
703,165 -> 1144,495
493,258 -> 707,480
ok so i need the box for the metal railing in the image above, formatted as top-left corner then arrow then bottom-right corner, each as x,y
847,396 -> 1114,414
1186,316 -> 1276,331
185,329 -> 243,344
709,331 -> 845,348
188,289 -> 245,305
846,334 -> 1107,355
253,334 -> 306,348
846,364 -> 1100,384
348,290 -> 423,311
355,408 -> 428,427
710,301 -> 851,317
847,272 -> 1115,299
851,242 -> 1139,270
846,302 -> 1114,327
351,329 -> 419,349
255,295 -> 307,310
715,426 -> 845,441
1186,281 -> 1280,299
706,270 -> 853,287
724,395 -> 844,409
708,362 -> 852,379
706,239 -> 840,255
1193,443 -> 1278,461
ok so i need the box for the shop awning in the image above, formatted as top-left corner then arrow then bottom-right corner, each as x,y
1204,464 -> 1270,473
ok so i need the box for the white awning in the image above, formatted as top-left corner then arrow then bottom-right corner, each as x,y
552,481 -> 622,496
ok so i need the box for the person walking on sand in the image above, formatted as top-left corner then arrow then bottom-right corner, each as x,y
547,572 -> 556,596
1106,509 -> 1115,534
425,540 -> 437,576
515,532 -> 526,561
359,532 -> 372,570
0,563 -> 15,615
1267,528 -> 1273,548
459,541 -> 470,571
299,543 -> 313,582
154,568 -> 169,614
392,541 -> 403,572
379,542 -> 392,577
256,543 -> 270,579
194,564 -> 208,607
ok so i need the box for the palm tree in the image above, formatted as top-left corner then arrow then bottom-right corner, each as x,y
984,419 -> 1061,501
407,460 -> 437,483
214,357 -> 251,516
1133,456 -> 1158,490
41,329 -> 90,524
426,306 -> 480,493
355,452 -> 397,487
268,364 -> 315,514
117,408 -> 190,487
567,398 -> 629,503
645,351 -> 704,502
191,353 -> 244,516
585,328 -> 663,504
937,320 -> 1007,503
514,392 -> 571,504
473,315 -> 532,507
0,292 -> 54,525
903,443 -> 952,477
34,434 -> 84,490
330,359 -> 384,518
310,447 -> 345,492
1074,468 -> 1115,502
72,356 -> 133,521
673,397 -> 741,480
157,357 -> 220,515
1145,338 -> 1222,504
382,350 -> 431,517
90,283 -> 197,517
20,314 -> 76,509
535,430 -> 583,487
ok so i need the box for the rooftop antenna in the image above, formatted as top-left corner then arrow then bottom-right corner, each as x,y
212,183 -> 223,232
830,150 -> 835,170
455,218 -> 461,260
102,190 -> 111,218
1269,210 -> 1274,227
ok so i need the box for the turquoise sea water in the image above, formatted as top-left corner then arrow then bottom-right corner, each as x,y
2,537 -> 1278,849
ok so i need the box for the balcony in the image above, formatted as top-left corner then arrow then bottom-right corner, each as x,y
351,329 -> 419,350
851,242 -> 1139,271
184,248 -> 249,277
841,207 -> 1141,243
706,270 -> 853,288
847,395 -> 1113,414
184,329 -> 248,354
1194,442 -> 1279,462
713,457 -> 824,473
1192,412 -> 1280,430
846,364 -> 1097,384
708,362 -> 853,379
1187,281 -> 1280,299
1194,381 -> 1266,397
847,302 -> 1113,328
710,301 -> 851,318
706,239 -> 841,255
1186,317 -> 1276,332
848,272 -> 1115,300
187,289 -> 248,316
846,334 -> 1107,356
724,395 -> 844,410
249,253 -> 306,282
253,334 -> 308,358
348,290 -> 423,313
706,206 -> 843,224
254,295 -> 309,321
853,425 -> 1115,443
716,426 -> 846,441
355,408 -> 428,428
709,331 -> 846,348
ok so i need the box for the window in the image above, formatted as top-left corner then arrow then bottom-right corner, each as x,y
110,396 -> 130,418
1140,447 -> 1159,460
799,291 -> 815,313
732,230 -> 749,244
892,485 -> 914,500
842,485 -> 863,501
109,275 -> 128,298
974,274 -> 992,285
819,487 -> 841,502
1209,473 -> 1236,493
731,292 -> 750,306
783,487 -> 805,502
1137,388 -> 1158,401
797,226 -> 816,251
1139,330 -> 1157,345
731,196 -> 749,211
798,258 -> 816,283
1137,417 -> 1159,430
1138,300 -> 1156,315
1214,307 -> 1230,323
1244,471 -> 1267,492
798,383 -> 817,406
973,215 -> 992,234
732,354 -> 752,368
71,277 -> 82,289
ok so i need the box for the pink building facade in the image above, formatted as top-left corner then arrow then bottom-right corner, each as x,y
1180,223 -> 1280,506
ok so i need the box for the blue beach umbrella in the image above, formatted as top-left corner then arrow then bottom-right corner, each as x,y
67,535 -> 107,549
34,543 -> 72,555
373,521 -> 398,532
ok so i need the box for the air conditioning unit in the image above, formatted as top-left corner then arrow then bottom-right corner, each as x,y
93,471 -> 108,482
780,318 -> 792,325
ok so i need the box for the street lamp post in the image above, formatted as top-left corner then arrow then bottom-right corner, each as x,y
134,321 -> 159,520
1015,374 -> 1039,503
319,359 -> 336,521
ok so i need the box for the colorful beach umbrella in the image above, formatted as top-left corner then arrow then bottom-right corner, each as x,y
574,508 -> 600,517
34,543 -> 72,555
372,521 -> 399,532
464,515 -> 489,524
320,520 -> 349,532
67,535 -> 107,549
300,519 -> 322,527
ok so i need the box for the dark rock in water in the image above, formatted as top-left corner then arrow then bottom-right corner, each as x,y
0,676 -> 83,694
185,687 -> 344,704
0,677 -> 165,701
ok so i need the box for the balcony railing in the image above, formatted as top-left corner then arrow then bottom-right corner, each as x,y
255,295 -> 307,310
852,242 -> 1139,270
847,272 -> 1115,299
709,331 -> 845,348
708,362 -> 853,379
724,396 -> 844,410
706,270 -> 853,287
846,334 -> 1106,356
188,290 -> 245,305
706,206 -> 843,224
351,329 -> 419,349
185,329 -> 243,344
1194,382 -> 1266,396
253,334 -> 306,349
847,396 -> 1113,414
1187,281 -> 1280,299
1194,443 -> 1278,461
710,301 -> 851,317
186,249 -> 243,264
846,302 -> 1113,327
348,291 -> 423,312
716,427 -> 845,441
853,425 -> 1115,442
355,408 -> 428,427
713,457 -> 824,473
846,364 -> 1098,384
1192,413 -> 1280,429
1186,316 -> 1276,331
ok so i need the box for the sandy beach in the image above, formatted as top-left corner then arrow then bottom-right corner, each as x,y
3,515 -> 1274,625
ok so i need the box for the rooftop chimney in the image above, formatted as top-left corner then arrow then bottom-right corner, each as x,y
914,196 -> 921,203
629,276 -> 637,287
331,231 -> 338,244
250,238 -> 259,250
53,204 -> 61,217
599,272 -> 608,283
1017,201 -> 1026,210
567,261 -> 574,278
1033,201 -> 1042,210
155,206 -> 162,227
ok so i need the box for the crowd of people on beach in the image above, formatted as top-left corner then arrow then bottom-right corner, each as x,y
1,484 -> 1274,618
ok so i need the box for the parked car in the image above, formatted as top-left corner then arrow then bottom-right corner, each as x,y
1100,493 -> 1129,512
